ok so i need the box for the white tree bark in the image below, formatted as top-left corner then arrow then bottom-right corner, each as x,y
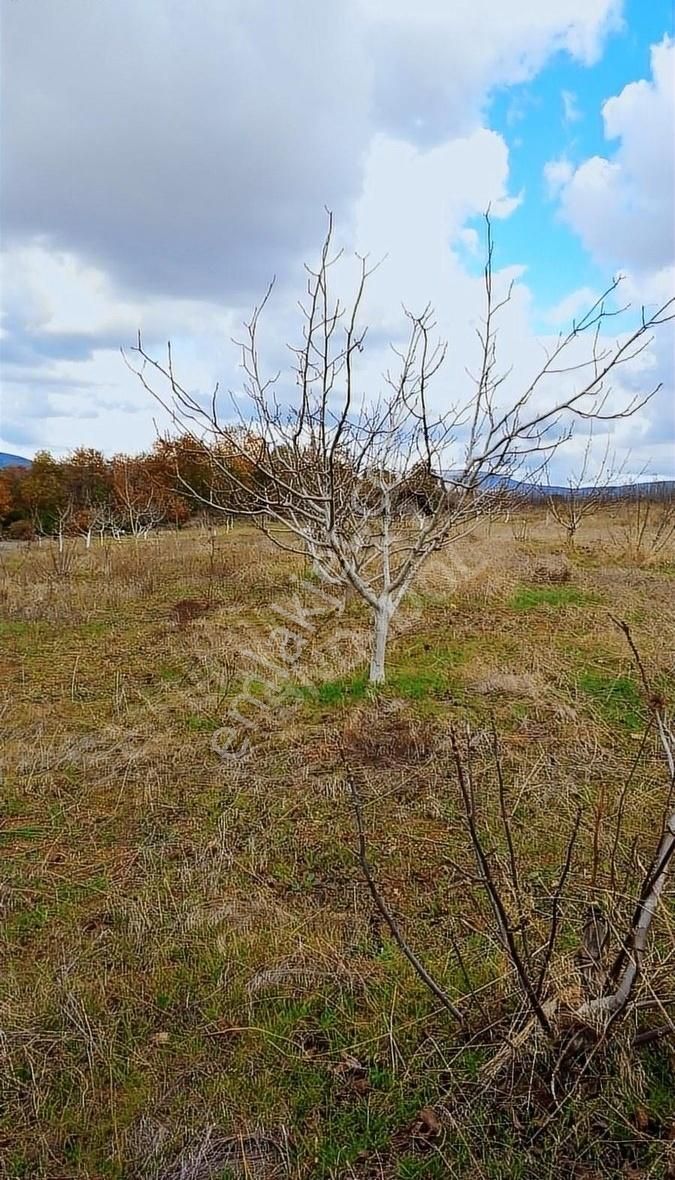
369,597 -> 393,684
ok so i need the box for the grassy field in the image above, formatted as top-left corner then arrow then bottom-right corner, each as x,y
1,513 -> 674,1179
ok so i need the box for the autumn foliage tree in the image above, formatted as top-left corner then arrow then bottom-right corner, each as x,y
0,475 -> 12,521
0,442 -> 227,539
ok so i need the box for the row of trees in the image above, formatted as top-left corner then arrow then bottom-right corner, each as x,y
0,439 -> 453,545
0,439 -> 247,542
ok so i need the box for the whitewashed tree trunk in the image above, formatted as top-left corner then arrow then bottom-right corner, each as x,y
369,598 -> 393,684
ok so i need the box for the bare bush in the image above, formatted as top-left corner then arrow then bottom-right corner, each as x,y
546,437 -> 620,549
348,622 -> 674,1069
614,488 -> 675,565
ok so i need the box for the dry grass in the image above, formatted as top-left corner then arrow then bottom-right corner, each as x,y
1,513 -> 674,1178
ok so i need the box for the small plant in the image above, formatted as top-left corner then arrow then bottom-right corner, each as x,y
510,516 -> 531,544
546,437 -> 619,549
348,621 -> 675,1073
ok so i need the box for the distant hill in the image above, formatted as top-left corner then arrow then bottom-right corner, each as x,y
442,472 -> 675,500
0,453 -> 32,469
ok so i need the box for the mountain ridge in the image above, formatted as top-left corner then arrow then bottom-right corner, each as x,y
442,472 -> 675,499
0,452 -> 32,469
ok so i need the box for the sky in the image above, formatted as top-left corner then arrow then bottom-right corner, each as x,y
1,0 -> 673,479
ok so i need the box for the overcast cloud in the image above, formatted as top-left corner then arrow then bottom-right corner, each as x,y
1,0 -> 672,476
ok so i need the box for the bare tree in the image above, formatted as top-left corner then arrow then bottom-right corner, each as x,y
45,500 -> 81,578
545,436 -> 620,549
112,459 -> 166,540
615,485 -> 675,565
127,213 -> 673,683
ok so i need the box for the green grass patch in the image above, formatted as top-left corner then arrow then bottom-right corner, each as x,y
510,584 -> 594,611
311,672 -> 371,706
76,619 -> 115,637
298,637 -> 470,707
185,714 -> 220,733
0,825 -> 44,842
0,620 -> 36,638
158,663 -> 183,683
578,670 -> 643,729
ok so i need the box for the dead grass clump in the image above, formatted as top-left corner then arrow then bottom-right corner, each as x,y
469,670 -> 543,698
134,1121 -> 290,1180
530,556 -> 572,584
182,894 -> 291,939
341,703 -> 440,765
173,598 -> 214,627
246,959 -> 365,998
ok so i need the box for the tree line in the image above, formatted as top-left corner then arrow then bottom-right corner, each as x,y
0,437 -> 243,542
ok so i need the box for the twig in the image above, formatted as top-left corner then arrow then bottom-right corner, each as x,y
347,773 -> 464,1024
450,731 -> 554,1039
536,804 -> 582,998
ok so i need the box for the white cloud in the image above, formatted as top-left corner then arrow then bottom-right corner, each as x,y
544,157 -> 575,197
562,89 -> 581,123
0,0 -> 623,299
539,36 -> 674,478
552,36 -> 675,275
456,227 -> 481,255
363,0 -> 621,141
543,286 -> 600,325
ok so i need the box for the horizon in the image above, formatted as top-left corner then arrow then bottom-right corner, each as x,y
1,447 -> 674,495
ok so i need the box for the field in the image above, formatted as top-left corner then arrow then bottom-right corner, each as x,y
1,511 -> 674,1179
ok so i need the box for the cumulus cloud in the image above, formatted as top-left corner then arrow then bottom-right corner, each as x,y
541,36 -> 675,475
552,36 -> 675,275
364,0 -> 620,143
542,286 -> 600,325
1,0 -> 372,303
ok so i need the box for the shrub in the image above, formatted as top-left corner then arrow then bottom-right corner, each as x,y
5,518 -> 35,542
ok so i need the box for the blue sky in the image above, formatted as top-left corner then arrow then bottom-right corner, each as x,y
1,0 -> 673,475
486,0 -> 673,312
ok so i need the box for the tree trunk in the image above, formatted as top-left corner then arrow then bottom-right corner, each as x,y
369,600 -> 392,684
